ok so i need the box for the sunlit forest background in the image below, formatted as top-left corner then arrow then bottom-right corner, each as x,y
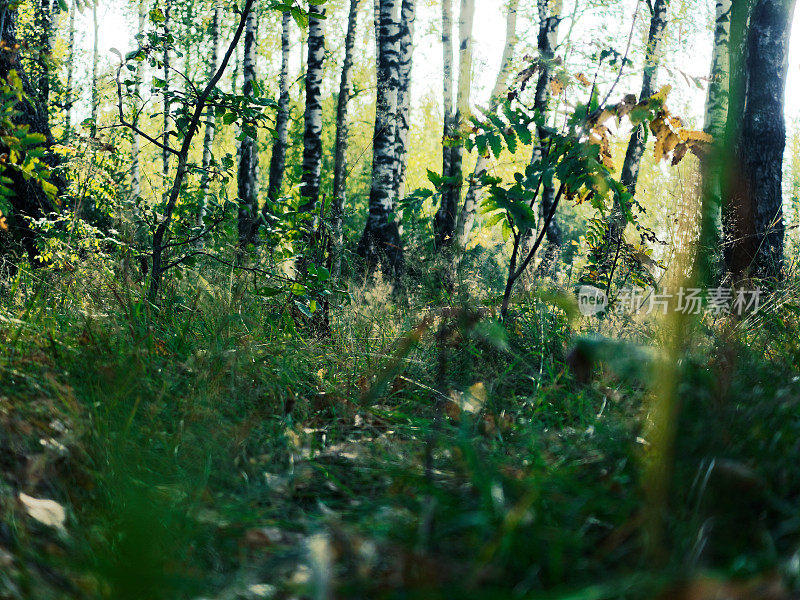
3,0 -> 800,598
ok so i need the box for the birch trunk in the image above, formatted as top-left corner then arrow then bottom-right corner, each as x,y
266,11 -> 291,205
606,0 -> 670,244
299,4 -> 326,213
332,0 -> 360,278
64,0 -> 75,135
455,0 -> 519,247
705,0 -> 732,139
724,0 -> 795,279
90,2 -> 98,137
131,0 -> 146,204
162,0 -> 171,181
528,0 -> 564,276
434,0 -> 473,249
357,0 -> 403,277
236,4 -> 259,249
231,41 -> 240,94
34,0 -> 53,122
696,0 -> 732,281
197,0 -> 222,231
393,0 -> 416,203
434,0 -> 454,248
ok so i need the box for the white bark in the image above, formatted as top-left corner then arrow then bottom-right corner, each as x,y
299,4 -> 326,212
357,0 -> 403,276
393,0 -> 417,203
131,0 -> 146,203
332,0 -> 360,278
704,0 -> 732,139
236,5 -> 259,248
455,0 -> 519,247
197,0 -> 222,231
90,2 -> 98,137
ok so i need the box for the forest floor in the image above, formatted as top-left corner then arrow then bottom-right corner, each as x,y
2,262 -> 800,599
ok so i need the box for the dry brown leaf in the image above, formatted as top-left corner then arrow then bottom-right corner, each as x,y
574,72 -> 591,87
18,493 -> 66,529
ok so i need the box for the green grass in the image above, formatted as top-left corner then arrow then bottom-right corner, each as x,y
2,258 -> 800,599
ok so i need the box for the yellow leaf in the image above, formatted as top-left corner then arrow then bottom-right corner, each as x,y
468,382 -> 488,405
650,84 -> 672,103
574,72 -> 591,87
680,129 -> 713,143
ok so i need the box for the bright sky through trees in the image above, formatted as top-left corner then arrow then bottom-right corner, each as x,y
75,0 -> 800,130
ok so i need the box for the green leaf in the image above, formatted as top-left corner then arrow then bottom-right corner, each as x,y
488,134 -> 503,158
294,300 -> 312,318
149,7 -> 165,23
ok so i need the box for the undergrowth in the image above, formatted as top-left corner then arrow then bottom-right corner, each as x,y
2,257 -> 800,599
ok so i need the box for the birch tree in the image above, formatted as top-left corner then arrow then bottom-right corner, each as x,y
299,4 -> 326,214
197,0 -> 222,231
266,11 -> 291,204
605,0 -> 670,250
393,0 -> 416,203
131,0 -> 147,205
434,0 -> 474,249
723,0 -> 795,279
64,0 -> 75,135
90,1 -> 98,137
236,4 -> 258,249
529,0 -> 564,275
33,0 -> 54,123
455,0 -> 519,248
332,0 -> 360,278
696,0 -> 731,280
357,0 -> 403,277
435,0 -> 454,248
162,0 -> 171,180
704,0 -> 732,140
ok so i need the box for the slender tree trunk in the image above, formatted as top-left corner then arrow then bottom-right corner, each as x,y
455,0 -> 519,247
182,2 -> 193,93
48,0 -> 61,51
146,0 -> 255,299
435,0 -> 454,248
434,0 -> 473,249
266,11 -> 291,205
705,0 -> 732,140
696,0 -> 732,282
90,2 -> 99,137
231,40 -> 240,94
526,0 -> 566,278
64,0 -> 76,135
605,0 -> 670,245
723,0 -> 795,280
393,0 -> 416,204
332,0 -> 360,278
162,0 -> 171,180
34,0 -> 53,123
236,4 -> 259,249
357,0 -> 403,278
299,4 -> 325,213
299,26 -> 307,91
198,0 -> 222,231
131,0 -> 147,205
